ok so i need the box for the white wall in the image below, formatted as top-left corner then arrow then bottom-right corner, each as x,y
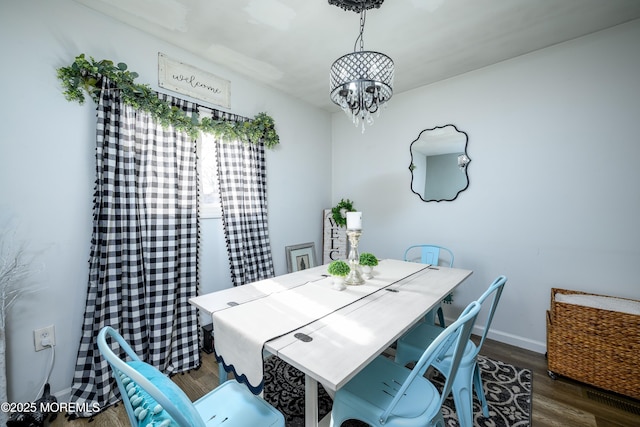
331,19 -> 640,353
0,0 -> 331,402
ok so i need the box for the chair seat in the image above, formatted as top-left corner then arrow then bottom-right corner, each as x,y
97,326 -> 284,427
128,361 -> 284,427
331,301 -> 482,427
194,380 -> 284,426
332,355 -> 441,426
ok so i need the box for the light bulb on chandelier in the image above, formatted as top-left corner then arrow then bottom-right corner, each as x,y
329,0 -> 394,133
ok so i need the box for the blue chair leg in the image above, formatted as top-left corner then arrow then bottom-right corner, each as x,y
424,304 -> 445,327
424,309 -> 437,325
432,413 -> 446,427
448,362 -> 475,427
473,363 -> 489,417
436,306 -> 445,327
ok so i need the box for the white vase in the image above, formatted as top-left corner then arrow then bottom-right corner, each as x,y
361,265 -> 373,279
332,275 -> 346,291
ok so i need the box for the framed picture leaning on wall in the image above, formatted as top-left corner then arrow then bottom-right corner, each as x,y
285,242 -> 316,273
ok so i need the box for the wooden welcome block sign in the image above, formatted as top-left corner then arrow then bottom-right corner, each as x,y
322,209 -> 346,264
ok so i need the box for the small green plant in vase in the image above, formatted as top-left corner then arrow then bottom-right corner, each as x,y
359,252 -> 378,279
327,260 -> 350,290
328,260 -> 350,277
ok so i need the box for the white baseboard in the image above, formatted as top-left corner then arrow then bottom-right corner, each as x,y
441,314 -> 546,355
481,327 -> 546,355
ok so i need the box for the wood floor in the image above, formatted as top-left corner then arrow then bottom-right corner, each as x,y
50,336 -> 640,427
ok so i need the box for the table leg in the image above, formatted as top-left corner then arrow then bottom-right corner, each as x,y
305,374 -> 318,427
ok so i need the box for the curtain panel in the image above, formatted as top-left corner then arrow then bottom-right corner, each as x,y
212,115 -> 275,286
69,79 -> 200,415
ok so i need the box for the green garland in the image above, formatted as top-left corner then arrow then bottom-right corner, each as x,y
331,198 -> 355,227
56,54 -> 279,148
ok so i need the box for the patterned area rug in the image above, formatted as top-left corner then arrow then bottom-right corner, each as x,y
263,354 -> 531,427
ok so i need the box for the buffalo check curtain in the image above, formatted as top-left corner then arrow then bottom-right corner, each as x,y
196,107 -> 275,286
215,125 -> 275,286
69,79 -> 200,415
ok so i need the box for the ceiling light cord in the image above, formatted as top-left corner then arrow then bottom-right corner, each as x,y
353,9 -> 367,52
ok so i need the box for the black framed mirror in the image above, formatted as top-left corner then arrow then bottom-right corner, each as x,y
409,124 -> 470,202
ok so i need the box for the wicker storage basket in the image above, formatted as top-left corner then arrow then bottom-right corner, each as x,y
546,288 -> 640,400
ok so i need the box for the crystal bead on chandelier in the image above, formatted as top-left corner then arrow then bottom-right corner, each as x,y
329,0 -> 394,133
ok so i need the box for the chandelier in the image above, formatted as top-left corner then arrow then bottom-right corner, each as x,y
329,0 -> 394,132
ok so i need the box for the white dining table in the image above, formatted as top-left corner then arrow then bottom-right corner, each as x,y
189,259 -> 472,427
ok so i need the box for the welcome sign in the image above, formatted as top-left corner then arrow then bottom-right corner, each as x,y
158,53 -> 231,108
322,209 -> 347,263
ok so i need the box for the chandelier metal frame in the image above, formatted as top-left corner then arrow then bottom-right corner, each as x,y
329,0 -> 394,132
328,0 -> 384,13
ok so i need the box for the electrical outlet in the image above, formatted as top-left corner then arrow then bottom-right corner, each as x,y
34,325 -> 55,351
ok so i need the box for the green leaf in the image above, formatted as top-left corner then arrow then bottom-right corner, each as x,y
56,54 -> 280,149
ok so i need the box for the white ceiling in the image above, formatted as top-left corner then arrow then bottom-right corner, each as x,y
74,0 -> 640,112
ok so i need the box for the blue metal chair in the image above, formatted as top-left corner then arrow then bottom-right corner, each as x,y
330,301 -> 481,427
97,326 -> 285,427
394,276 -> 507,427
403,244 -> 455,327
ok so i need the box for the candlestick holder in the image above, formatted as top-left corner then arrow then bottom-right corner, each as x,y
344,229 -> 365,285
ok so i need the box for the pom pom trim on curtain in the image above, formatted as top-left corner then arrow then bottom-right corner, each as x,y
68,78 -> 201,416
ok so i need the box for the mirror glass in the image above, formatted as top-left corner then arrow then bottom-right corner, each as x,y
409,124 -> 470,202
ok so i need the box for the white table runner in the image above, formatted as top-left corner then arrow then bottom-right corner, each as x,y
212,259 -> 427,393
191,267 -> 327,315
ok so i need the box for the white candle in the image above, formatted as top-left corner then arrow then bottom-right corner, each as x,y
346,211 -> 362,230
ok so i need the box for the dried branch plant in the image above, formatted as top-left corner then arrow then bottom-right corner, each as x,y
1,224 -> 37,425
0,229 -> 35,329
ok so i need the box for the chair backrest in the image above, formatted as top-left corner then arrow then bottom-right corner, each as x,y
379,301 -> 481,424
403,244 -> 454,267
473,275 -> 507,356
97,326 -> 206,427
